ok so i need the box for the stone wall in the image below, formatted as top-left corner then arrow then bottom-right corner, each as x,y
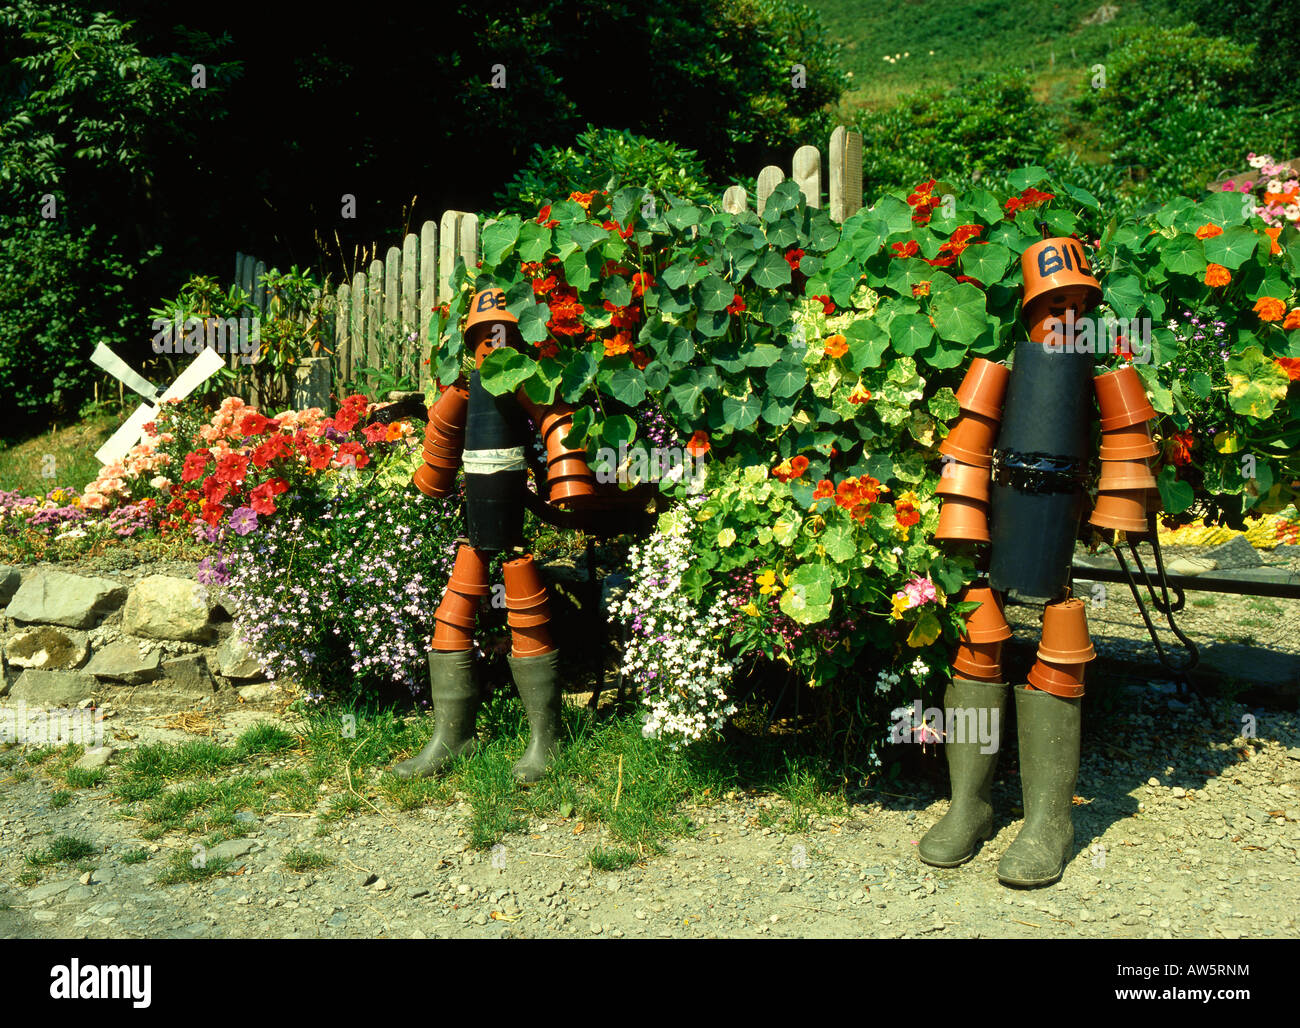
0,562 -> 276,708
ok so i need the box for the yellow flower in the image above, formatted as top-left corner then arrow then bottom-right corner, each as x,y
890,592 -> 910,620
757,569 -> 780,595
741,602 -> 760,616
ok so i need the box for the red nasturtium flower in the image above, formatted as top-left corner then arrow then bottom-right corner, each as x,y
810,294 -> 835,315
685,431 -> 710,458
812,479 -> 834,501
824,335 -> 849,359
848,382 -> 872,404
1165,430 -> 1195,466
1254,297 -> 1287,322
890,241 -> 919,259
784,248 -> 805,271
772,455 -> 810,483
726,293 -> 747,315
894,499 -> 921,529
631,272 -> 655,298
1204,264 -> 1231,288
1195,223 -> 1223,240
631,348 -> 651,370
568,190 -> 598,211
912,281 -> 932,298
604,332 -> 633,357
1003,187 -> 1055,215
1274,358 -> 1300,382
535,205 -> 558,228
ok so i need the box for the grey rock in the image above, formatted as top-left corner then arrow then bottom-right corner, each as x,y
160,655 -> 214,695
65,885 -> 95,903
122,575 -> 212,642
84,640 -> 163,684
327,913 -> 347,928
237,682 -> 279,703
207,838 -> 258,861
28,879 -> 76,902
1202,534 -> 1263,570
6,570 -> 126,628
74,746 -> 115,771
216,633 -> 264,680
0,565 -> 21,606
10,669 -> 97,705
408,888 -> 429,899
4,626 -> 88,670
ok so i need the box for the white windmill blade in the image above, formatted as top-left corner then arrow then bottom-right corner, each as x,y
159,345 -> 225,403
91,343 -> 161,402
95,402 -> 159,466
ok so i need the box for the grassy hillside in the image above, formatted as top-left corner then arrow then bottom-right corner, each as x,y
809,0 -> 1172,109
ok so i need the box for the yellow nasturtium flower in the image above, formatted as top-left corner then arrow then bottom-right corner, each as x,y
742,602 -> 760,616
756,569 -> 780,595
890,592 -> 911,620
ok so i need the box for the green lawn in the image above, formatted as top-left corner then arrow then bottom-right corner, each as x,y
809,0 -> 1172,109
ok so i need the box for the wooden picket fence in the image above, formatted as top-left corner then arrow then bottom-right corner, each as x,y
232,125 -> 863,409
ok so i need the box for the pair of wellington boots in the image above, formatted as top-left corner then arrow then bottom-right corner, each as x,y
918,677 -> 1081,887
391,648 -> 562,784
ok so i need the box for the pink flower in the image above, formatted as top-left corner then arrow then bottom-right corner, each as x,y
902,575 -> 937,608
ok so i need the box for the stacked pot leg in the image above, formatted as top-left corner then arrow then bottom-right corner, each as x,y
935,358 -> 1008,545
1091,365 -> 1159,533
414,380 -> 469,498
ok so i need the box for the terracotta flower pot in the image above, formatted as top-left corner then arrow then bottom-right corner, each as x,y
423,439 -> 463,463
1020,237 -> 1102,312
1094,365 -> 1156,431
1097,457 -> 1158,491
448,546 -> 491,597
935,496 -> 991,543
510,622 -> 554,658
952,639 -> 1003,680
955,358 -> 1011,420
413,462 -> 457,498
547,456 -> 597,479
423,450 -> 461,471
549,475 -> 600,508
1037,596 -> 1096,663
1090,489 -> 1148,533
507,603 -> 551,628
503,555 -> 547,605
1099,421 -> 1158,461
432,618 -> 475,651
429,380 -> 470,437
433,595 -> 477,630
957,585 -> 1012,643
938,412 -> 999,467
936,461 -> 992,503
1026,658 -> 1086,698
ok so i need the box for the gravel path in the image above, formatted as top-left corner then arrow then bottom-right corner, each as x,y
3,677 -> 1298,939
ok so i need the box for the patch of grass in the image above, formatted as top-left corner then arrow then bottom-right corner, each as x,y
1245,598 -> 1281,615
776,757 -> 848,833
17,869 -> 40,887
154,850 -> 233,885
283,848 -> 333,873
316,792 -> 364,833
26,834 -> 98,866
50,790 -> 73,809
121,848 -> 150,865
11,769 -> 30,783
65,767 -> 106,789
234,722 -> 297,758
0,410 -> 121,498
1192,597 -> 1216,608
587,844 -> 639,871
24,746 -> 56,766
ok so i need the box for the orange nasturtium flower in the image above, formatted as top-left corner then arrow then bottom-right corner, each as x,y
1204,263 -> 1231,288
1284,308 -> 1300,331
912,281 -> 931,298
1254,297 -> 1287,322
824,334 -> 849,359
848,382 -> 872,404
1265,226 -> 1283,256
812,479 -> 834,502
773,455 -> 810,483
685,431 -> 710,458
1195,223 -> 1223,240
1274,358 -> 1300,382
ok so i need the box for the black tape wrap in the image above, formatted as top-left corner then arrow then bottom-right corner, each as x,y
992,450 -> 1088,495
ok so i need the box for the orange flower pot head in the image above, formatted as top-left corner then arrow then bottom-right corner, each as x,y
1099,421 -> 1159,461
1097,457 -> 1158,491
934,495 -> 991,543
1027,658 -> 1086,698
957,584 -> 1012,643
1021,236 -> 1102,314
938,412 -> 1000,467
413,462 -> 457,498
955,358 -> 1011,420
952,639 -> 1003,681
1037,596 -> 1096,663
465,287 -> 522,363
1094,365 -> 1156,431
936,461 -> 992,503
1090,489 -> 1148,533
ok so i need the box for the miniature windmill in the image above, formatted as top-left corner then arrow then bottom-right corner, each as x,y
91,343 -> 225,465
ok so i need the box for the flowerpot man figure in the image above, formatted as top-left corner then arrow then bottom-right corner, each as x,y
924,233 -> 1155,886
393,287 -> 601,783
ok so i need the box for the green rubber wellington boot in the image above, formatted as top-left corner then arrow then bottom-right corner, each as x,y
918,678 -> 1008,868
997,685 -> 1081,887
392,650 -> 481,780
507,649 -> 562,784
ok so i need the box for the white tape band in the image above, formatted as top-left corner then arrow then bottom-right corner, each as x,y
463,446 -> 526,474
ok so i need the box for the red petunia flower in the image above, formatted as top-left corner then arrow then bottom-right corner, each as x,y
214,453 -> 250,486
181,451 -> 209,483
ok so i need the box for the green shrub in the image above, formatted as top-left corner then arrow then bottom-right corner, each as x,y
853,73 -> 1059,196
496,127 -> 719,216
